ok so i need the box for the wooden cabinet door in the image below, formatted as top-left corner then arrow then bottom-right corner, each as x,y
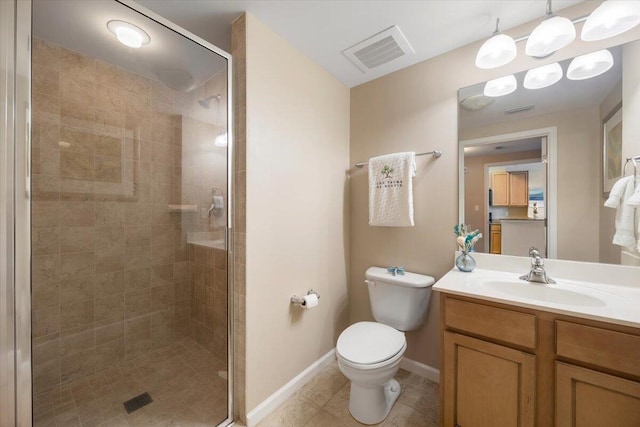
556,362 -> 640,427
509,171 -> 529,206
443,331 -> 535,427
491,172 -> 509,206
490,224 -> 501,254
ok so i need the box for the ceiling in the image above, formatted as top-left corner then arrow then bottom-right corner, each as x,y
136,0 -> 585,88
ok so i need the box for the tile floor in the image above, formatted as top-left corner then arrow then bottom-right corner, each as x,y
33,338 -> 228,427
256,362 -> 440,427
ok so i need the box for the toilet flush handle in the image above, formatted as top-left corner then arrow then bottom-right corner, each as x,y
364,279 -> 375,287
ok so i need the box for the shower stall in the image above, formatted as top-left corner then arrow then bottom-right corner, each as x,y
1,1 -> 233,425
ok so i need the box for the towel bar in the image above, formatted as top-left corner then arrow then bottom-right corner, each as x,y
355,150 -> 442,168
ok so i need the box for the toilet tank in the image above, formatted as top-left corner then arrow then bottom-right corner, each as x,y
365,267 -> 435,331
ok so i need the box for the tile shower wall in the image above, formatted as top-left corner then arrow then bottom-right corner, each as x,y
31,38 -> 228,394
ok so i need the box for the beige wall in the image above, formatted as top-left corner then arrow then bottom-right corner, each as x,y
599,81 -> 622,264
460,105 -> 602,263
349,1 -> 640,369
243,13 -> 350,412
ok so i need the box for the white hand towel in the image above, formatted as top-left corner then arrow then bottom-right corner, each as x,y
626,177 -> 640,206
368,152 -> 416,227
604,176 -> 637,250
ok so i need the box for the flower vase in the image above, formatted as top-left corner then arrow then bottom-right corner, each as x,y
455,251 -> 476,272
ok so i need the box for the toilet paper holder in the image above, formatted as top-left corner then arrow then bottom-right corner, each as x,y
290,290 -> 320,306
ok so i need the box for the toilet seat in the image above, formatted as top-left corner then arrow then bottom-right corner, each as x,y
337,321 -> 406,366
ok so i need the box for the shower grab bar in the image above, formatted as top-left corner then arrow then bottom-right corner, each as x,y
354,150 -> 442,168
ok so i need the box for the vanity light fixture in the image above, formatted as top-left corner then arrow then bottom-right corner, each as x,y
484,74 -> 517,97
581,0 -> 640,41
475,18 -> 517,69
525,0 -> 575,58
107,20 -> 150,48
566,49 -> 614,80
524,62 -> 563,89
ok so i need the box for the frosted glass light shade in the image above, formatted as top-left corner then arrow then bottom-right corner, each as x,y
567,49 -> 614,80
524,62 -> 563,89
475,33 -> 517,69
582,0 -> 640,41
107,20 -> 150,48
526,16 -> 576,57
484,75 -> 517,97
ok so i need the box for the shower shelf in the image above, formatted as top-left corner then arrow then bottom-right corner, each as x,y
167,204 -> 198,213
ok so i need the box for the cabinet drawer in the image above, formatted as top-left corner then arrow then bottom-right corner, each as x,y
556,321 -> 640,378
444,298 -> 536,349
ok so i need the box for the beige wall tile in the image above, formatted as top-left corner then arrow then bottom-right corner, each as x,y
60,252 -> 94,280
61,348 -> 96,384
94,202 -> 125,227
124,203 -> 150,225
94,156 -> 122,183
32,228 -> 60,255
94,248 -> 124,274
60,151 -> 94,180
124,225 -> 150,247
32,306 -> 60,339
94,227 -> 124,251
151,264 -> 173,285
95,321 -> 123,345
61,301 -> 94,331
124,267 -> 150,292
32,279 -> 60,311
124,315 -> 150,337
95,294 -> 124,324
60,278 -> 94,305
60,328 -> 95,357
94,271 -> 124,297
125,289 -> 150,319
60,127 -> 95,155
60,227 -> 94,253
32,201 -> 61,229
60,202 -> 94,227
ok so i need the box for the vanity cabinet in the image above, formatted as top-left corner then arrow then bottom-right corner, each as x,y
440,294 -> 640,427
491,171 -> 528,207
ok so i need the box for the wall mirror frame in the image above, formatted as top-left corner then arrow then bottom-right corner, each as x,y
458,35 -> 640,267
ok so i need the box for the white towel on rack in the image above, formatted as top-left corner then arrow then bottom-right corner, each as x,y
368,152 -> 416,227
604,176 -> 637,250
626,177 -> 640,206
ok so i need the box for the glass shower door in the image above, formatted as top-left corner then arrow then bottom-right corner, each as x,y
29,1 -> 232,425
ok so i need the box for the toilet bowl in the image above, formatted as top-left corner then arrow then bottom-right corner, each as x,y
336,267 -> 434,424
336,321 -> 407,425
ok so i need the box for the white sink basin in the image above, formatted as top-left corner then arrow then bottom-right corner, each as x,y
479,280 -> 606,307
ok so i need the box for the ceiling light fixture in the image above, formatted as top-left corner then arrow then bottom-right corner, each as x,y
581,0 -> 640,41
107,20 -> 150,48
566,49 -> 614,80
526,0 -> 575,58
524,62 -> 563,89
484,74 -> 517,97
475,18 -> 517,69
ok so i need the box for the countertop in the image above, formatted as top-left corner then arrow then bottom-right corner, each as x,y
433,257 -> 640,328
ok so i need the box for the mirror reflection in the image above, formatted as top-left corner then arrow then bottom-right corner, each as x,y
459,39 -> 640,266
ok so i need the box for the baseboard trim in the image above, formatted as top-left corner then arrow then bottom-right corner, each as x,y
245,348 -> 336,427
400,357 -> 440,383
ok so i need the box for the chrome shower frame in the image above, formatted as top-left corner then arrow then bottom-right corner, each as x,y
5,0 -> 235,425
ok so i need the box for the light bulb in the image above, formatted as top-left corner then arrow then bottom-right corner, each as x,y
582,0 -> 640,41
524,62 -> 563,90
526,15 -> 576,58
484,75 -> 517,97
567,49 -> 614,80
475,19 -> 517,69
107,20 -> 150,49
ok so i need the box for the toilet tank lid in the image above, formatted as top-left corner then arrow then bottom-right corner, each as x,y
366,267 -> 434,288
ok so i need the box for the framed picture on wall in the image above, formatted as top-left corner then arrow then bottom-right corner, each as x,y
603,102 -> 622,196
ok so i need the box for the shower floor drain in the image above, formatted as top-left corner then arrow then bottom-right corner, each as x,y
123,392 -> 153,414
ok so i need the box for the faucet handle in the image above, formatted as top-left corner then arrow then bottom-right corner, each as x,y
528,247 -> 540,257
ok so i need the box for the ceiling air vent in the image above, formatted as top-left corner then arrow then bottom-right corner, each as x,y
505,105 -> 535,115
342,26 -> 415,73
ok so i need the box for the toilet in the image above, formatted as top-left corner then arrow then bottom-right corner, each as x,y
336,267 -> 435,425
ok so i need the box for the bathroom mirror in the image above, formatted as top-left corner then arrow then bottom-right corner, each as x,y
458,38 -> 640,266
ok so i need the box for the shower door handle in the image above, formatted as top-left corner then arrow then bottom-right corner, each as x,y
25,102 -> 30,197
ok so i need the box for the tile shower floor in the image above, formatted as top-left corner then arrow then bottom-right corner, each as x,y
33,338 -> 228,427
255,362 -> 440,427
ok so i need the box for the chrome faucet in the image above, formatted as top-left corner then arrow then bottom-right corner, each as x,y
519,247 -> 555,284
